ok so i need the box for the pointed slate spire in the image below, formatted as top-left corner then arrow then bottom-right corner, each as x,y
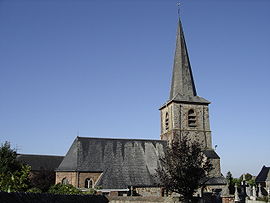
169,18 -> 197,100
167,18 -> 210,104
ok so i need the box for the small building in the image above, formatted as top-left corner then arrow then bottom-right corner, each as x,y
256,166 -> 270,189
17,154 -> 64,172
17,154 -> 64,190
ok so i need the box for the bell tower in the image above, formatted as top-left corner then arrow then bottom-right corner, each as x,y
160,19 -> 212,150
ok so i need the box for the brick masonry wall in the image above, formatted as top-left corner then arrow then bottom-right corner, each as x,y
78,172 -> 102,188
55,171 -> 78,186
222,196 -> 234,203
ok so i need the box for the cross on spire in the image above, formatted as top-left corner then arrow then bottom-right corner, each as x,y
177,2 -> 181,18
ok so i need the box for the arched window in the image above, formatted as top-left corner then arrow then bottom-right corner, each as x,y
188,109 -> 196,127
85,178 -> 93,189
165,112 -> 169,130
62,178 -> 69,185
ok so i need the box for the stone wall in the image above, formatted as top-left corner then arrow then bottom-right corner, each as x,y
160,103 -> 211,149
0,192 -> 109,203
1,192 -> 216,203
266,181 -> 270,188
108,196 -> 180,203
135,187 -> 162,197
209,159 -> 221,177
246,200 -> 266,203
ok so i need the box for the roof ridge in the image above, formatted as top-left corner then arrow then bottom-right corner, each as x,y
17,153 -> 64,157
76,137 -> 79,171
77,136 -> 166,142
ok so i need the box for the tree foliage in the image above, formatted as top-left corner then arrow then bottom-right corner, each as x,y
29,170 -> 55,192
26,187 -> 42,193
48,183 -> 82,195
226,171 -> 235,194
226,171 -> 255,194
0,141 -> 31,192
239,173 -> 255,186
0,142 -> 21,174
156,137 -> 213,202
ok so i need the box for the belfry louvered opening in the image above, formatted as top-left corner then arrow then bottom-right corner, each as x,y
188,109 -> 196,127
165,112 -> 169,130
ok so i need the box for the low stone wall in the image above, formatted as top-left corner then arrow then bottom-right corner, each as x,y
0,192 -> 109,203
108,196 -> 180,203
0,192 -> 203,203
247,200 -> 266,203
135,187 -> 162,197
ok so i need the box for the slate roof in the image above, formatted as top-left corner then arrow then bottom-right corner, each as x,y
203,150 -> 220,159
205,176 -> 227,185
56,137 -> 225,189
57,137 -> 166,189
255,166 -> 270,183
166,19 -> 210,106
17,154 -> 64,171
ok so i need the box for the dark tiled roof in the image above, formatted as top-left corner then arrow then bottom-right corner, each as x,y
57,137 -> 167,189
203,150 -> 220,159
256,166 -> 270,182
17,154 -> 64,171
57,137 -> 225,189
204,176 -> 227,185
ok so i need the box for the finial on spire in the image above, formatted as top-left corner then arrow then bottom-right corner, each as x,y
177,2 -> 181,18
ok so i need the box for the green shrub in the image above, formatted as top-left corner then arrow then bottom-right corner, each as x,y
83,188 -> 96,195
26,187 -> 42,193
48,183 -> 82,195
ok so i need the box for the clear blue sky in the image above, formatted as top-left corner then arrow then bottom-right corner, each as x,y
0,0 -> 269,178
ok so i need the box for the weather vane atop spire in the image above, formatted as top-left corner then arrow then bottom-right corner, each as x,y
177,2 -> 181,18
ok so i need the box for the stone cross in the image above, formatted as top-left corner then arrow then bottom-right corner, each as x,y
241,177 -> 249,199
177,2 -> 181,17
235,184 -> 240,202
250,185 -> 257,200
246,185 -> 251,197
258,184 -> 263,198
130,186 -> 134,196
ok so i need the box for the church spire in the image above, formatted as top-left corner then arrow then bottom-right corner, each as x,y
169,18 -> 197,100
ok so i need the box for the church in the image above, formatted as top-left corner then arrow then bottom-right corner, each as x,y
18,17 -> 227,196
53,17 -> 227,196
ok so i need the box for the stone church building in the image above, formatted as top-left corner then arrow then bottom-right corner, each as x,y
18,17 -> 227,196
53,18 -> 227,196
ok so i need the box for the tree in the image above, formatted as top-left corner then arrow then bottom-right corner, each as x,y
0,141 -> 21,174
0,141 -> 30,192
240,173 -> 255,187
226,171 -> 235,194
156,137 -> 213,202
29,169 -> 55,192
